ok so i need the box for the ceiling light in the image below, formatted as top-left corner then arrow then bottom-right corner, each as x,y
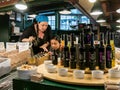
116,8 -> 120,13
15,0 -> 27,10
90,1 -> 103,15
90,11 -> 103,15
28,14 -> 37,18
96,14 -> 106,23
116,19 -> 120,23
96,19 -> 106,23
116,26 -> 120,28
88,0 -> 96,3
59,9 -> 71,14
116,30 -> 120,33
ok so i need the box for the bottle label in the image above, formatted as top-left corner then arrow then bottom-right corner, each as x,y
85,34 -> 91,44
99,52 -> 105,62
106,50 -> 112,61
52,55 -> 55,60
79,52 -> 85,60
90,52 -> 96,61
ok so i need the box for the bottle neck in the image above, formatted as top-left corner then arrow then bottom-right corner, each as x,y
100,33 -> 104,46
91,33 -> 94,46
107,32 -> 110,45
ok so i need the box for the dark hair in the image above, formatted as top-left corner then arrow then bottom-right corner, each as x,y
51,35 -> 60,43
33,18 -> 37,24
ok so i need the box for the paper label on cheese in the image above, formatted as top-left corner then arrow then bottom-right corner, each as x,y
6,42 -> 17,52
18,42 -> 29,52
0,42 -> 5,51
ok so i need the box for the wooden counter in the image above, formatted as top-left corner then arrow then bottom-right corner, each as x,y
37,64 -> 120,86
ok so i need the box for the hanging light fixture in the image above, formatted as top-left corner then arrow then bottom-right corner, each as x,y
116,19 -> 120,23
15,0 -> 27,10
59,8 -> 71,14
96,14 -> 106,23
116,25 -> 120,28
88,0 -> 96,3
90,1 -> 103,15
116,8 -> 120,13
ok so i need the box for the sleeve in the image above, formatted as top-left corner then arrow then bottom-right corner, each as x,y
19,26 -> 33,41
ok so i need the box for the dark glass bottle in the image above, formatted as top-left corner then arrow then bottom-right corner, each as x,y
89,33 -> 96,70
63,34 -> 70,67
59,34 -> 64,66
98,33 -> 105,70
84,24 -> 92,67
70,33 -> 76,69
106,32 -> 112,68
52,50 -> 58,65
78,32 -> 86,70
84,24 -> 92,45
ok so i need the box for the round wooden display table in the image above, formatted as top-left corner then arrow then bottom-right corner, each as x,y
37,64 -> 120,86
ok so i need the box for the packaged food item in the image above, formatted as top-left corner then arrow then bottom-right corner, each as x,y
17,64 -> 37,80
104,81 -> 120,90
30,73 -> 43,82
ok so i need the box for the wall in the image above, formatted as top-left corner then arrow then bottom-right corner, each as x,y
0,14 -> 10,43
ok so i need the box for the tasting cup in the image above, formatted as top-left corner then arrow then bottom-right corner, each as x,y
44,60 -> 52,69
58,68 -> 68,76
92,70 -> 104,79
108,69 -> 120,78
46,65 -> 56,73
73,70 -> 85,79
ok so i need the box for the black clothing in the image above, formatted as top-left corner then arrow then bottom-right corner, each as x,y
19,24 -> 37,41
19,25 -> 52,55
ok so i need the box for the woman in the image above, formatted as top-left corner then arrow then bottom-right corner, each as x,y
19,18 -> 37,42
20,15 -> 52,55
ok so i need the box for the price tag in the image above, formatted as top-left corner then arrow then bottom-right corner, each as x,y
6,42 -> 17,52
18,42 -> 29,52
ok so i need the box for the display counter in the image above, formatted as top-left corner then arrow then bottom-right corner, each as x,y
13,78 -> 104,90
37,64 -> 120,86
12,63 -> 120,90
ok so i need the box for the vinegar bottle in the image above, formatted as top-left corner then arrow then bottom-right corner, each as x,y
89,33 -> 96,70
63,34 -> 70,67
98,33 -> 105,70
52,50 -> 58,65
78,32 -> 86,70
106,32 -> 112,68
70,33 -> 76,69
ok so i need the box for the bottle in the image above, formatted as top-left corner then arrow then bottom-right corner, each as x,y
63,34 -> 70,67
110,32 -> 115,67
98,33 -> 105,70
89,33 -> 96,70
59,34 -> 64,66
84,24 -> 92,45
52,50 -> 58,65
78,32 -> 86,70
106,32 -> 112,68
84,24 -> 92,67
70,33 -> 76,69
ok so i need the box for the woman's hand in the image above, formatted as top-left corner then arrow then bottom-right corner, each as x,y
28,36 -> 35,42
40,42 -> 49,52
48,51 -> 53,55
22,36 -> 35,42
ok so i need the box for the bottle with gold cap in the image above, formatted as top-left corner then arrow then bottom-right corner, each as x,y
110,32 -> 115,67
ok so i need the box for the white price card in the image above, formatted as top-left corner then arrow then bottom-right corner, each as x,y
0,42 -> 5,51
18,42 -> 29,52
6,42 -> 17,52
